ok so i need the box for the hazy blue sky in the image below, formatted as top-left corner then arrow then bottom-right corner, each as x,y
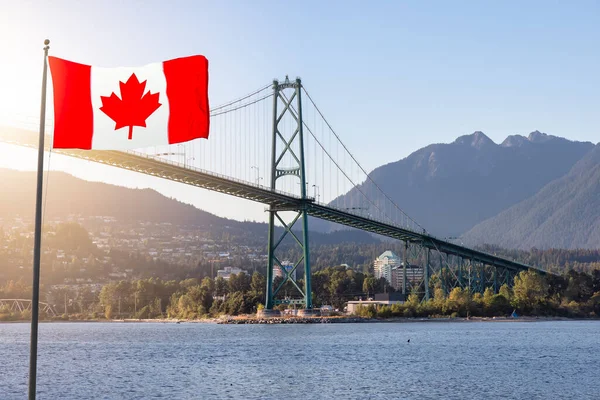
1,1 -> 599,222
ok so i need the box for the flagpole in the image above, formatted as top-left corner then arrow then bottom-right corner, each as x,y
28,38 -> 50,400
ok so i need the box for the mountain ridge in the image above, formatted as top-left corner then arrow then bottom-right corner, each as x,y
463,143 -> 600,249
324,130 -> 594,237
0,168 -> 378,245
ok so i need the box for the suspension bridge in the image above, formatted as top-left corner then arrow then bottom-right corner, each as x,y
0,77 -> 547,314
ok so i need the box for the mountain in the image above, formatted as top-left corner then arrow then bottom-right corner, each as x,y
0,169 -> 226,226
323,131 -> 593,237
0,169 -> 377,245
463,144 -> 600,249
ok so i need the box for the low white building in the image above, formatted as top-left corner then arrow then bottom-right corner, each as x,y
217,266 -> 247,280
346,293 -> 405,314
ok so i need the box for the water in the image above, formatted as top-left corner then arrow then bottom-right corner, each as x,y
0,321 -> 599,399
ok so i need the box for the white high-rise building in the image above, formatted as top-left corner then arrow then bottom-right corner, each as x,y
374,251 -> 424,291
374,251 -> 400,284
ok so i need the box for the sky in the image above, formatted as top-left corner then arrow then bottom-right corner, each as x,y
0,1 -> 599,223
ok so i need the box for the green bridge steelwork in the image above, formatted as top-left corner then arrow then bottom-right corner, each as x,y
0,79 -> 549,312
0,299 -> 57,317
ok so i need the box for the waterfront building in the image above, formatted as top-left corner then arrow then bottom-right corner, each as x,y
346,293 -> 405,314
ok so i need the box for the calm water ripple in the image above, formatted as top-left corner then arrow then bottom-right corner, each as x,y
0,321 -> 599,399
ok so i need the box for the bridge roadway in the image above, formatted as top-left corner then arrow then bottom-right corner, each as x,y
0,126 -> 544,274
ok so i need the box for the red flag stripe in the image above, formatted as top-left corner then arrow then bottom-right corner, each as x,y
163,55 -> 210,144
48,57 -> 94,149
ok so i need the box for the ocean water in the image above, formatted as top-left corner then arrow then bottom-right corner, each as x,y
0,320 -> 598,399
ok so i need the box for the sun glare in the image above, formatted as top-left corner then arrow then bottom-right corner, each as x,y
0,143 -> 38,171
0,3 -> 51,132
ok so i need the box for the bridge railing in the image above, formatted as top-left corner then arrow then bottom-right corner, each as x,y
122,148 -> 307,201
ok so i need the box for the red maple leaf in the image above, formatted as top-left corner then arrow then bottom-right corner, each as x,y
100,73 -> 162,140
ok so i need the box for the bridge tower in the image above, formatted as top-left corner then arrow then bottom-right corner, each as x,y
264,77 -> 314,313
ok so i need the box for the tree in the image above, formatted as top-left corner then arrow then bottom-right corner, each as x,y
445,287 -> 470,317
1,279 -> 30,299
499,284 -> 512,302
362,275 -> 376,298
564,271 -> 594,303
74,287 -> 96,314
222,291 -> 254,315
51,222 -> 97,255
512,270 -> 548,313
487,294 -> 512,316
589,291 -> 600,317
482,287 -> 497,316
250,272 -> 265,297
228,272 -> 251,293
181,278 -> 200,288
214,277 -> 227,297
373,277 -> 393,294
99,283 -> 117,318
200,277 -> 214,294
431,287 -> 446,314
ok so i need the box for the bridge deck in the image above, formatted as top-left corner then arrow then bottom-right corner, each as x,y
0,126 -> 544,274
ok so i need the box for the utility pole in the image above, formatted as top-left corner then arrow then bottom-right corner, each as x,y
64,292 -> 67,315
251,166 -> 262,185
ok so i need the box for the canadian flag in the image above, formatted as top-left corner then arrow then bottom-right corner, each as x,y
48,55 -> 209,150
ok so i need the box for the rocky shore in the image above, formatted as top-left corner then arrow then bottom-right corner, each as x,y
217,316 -> 372,324
215,315 -> 579,324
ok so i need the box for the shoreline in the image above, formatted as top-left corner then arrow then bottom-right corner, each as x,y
215,315 -> 587,324
1,315 -> 595,324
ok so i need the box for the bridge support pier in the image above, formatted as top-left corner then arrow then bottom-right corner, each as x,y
402,241 -> 408,295
257,308 -> 281,318
440,253 -> 446,295
456,257 -> 465,289
493,266 -> 498,293
424,248 -> 430,300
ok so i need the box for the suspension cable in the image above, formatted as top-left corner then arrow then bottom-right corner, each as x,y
210,93 -> 273,117
278,91 -> 392,225
302,87 -> 425,232
211,83 -> 272,111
